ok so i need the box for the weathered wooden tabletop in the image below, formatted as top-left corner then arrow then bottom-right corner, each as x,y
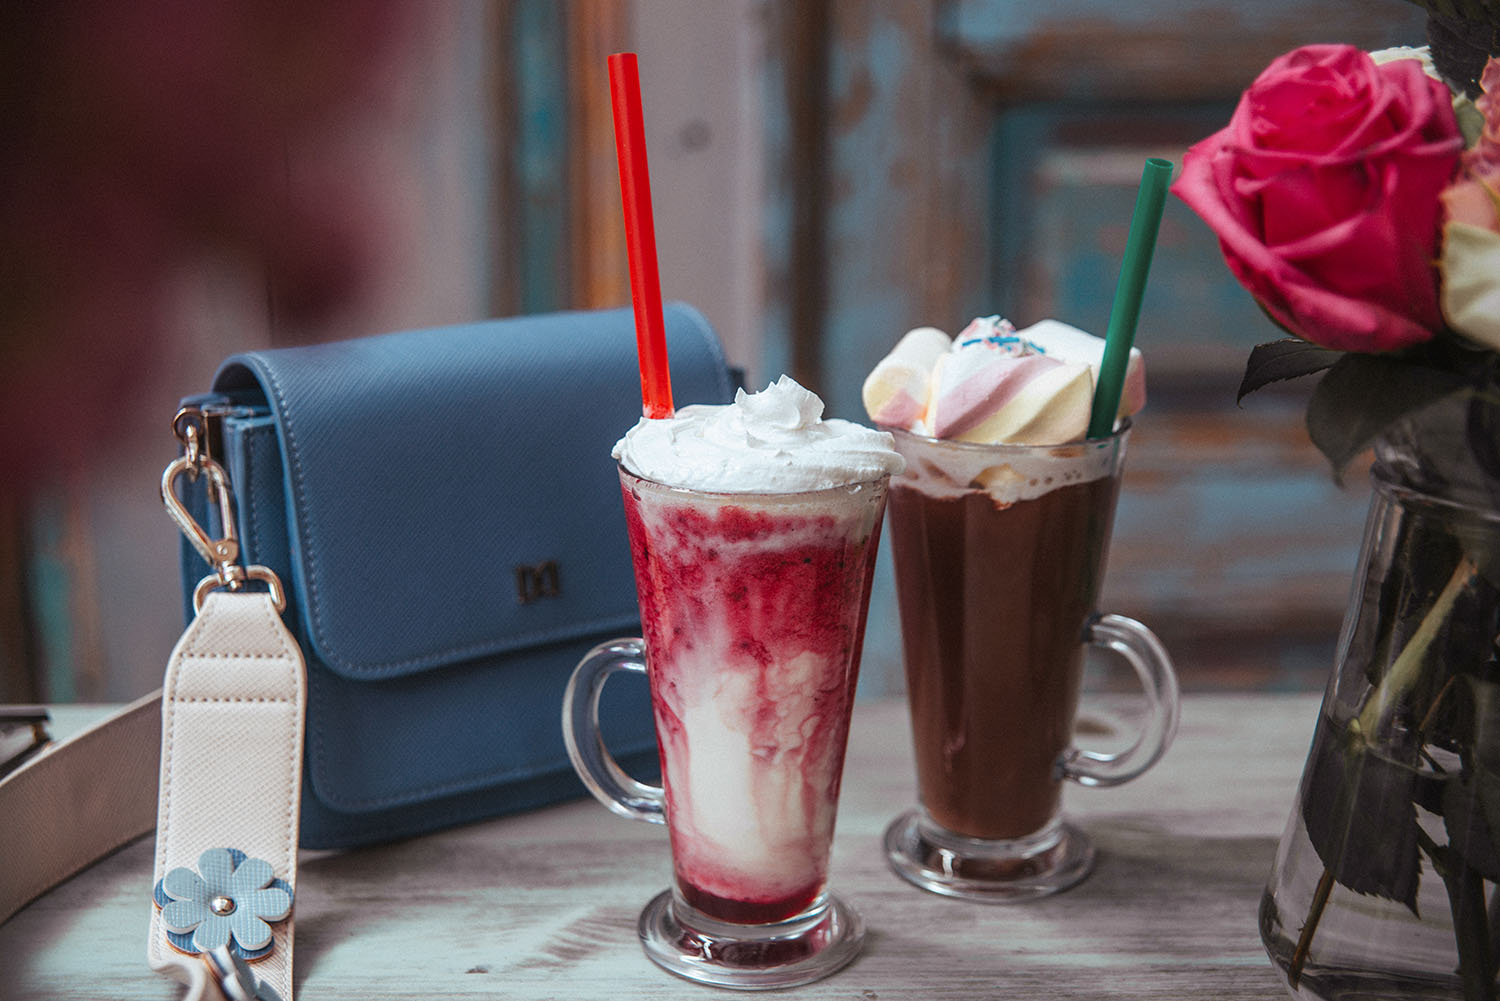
2,694 -> 1318,1000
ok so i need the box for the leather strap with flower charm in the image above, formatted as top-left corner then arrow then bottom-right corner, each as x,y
149,409 -> 306,1001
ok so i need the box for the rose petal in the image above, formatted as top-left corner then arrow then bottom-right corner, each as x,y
1171,42 -> 1459,353
1442,179 -> 1500,231
1441,221 -> 1500,351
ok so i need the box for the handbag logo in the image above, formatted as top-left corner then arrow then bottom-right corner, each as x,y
515,561 -> 561,603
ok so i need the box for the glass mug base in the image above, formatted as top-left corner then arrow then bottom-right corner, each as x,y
637,889 -> 865,990
882,810 -> 1095,902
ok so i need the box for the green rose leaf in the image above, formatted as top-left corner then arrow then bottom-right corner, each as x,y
1442,768 -> 1500,882
1300,717 -> 1423,913
1458,398 -> 1500,590
1306,353 -> 1473,480
1465,677 -> 1500,795
1375,381 -> 1500,590
1237,339 -> 1344,403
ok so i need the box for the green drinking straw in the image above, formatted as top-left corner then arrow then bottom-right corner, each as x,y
1087,157 -> 1173,440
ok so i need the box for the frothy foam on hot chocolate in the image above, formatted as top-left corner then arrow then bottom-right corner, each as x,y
892,430 -> 1122,504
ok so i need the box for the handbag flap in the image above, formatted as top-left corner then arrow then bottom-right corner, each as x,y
210,303 -> 735,681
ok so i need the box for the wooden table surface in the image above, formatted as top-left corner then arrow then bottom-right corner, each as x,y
2,693 -> 1320,1000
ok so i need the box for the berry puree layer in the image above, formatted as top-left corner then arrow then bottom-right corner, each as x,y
621,475 -> 886,925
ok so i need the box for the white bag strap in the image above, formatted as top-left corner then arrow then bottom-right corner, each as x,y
152,407 -> 305,1001
0,693 -> 159,925
148,589 -> 305,1001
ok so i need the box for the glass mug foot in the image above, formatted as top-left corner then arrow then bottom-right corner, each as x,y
638,889 -> 865,990
883,810 -> 1095,902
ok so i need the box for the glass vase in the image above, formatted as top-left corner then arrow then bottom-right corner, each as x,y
1259,451 -> 1500,1001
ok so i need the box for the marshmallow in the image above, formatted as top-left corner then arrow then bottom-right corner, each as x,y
861,315 -> 1147,445
861,326 -> 950,428
946,357 -> 1094,445
1015,319 -> 1146,420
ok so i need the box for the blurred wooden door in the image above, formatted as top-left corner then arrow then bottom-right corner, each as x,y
1,0 -> 1432,702
762,0 -> 1429,692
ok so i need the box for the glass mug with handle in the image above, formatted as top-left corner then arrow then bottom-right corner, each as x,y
563,378 -> 901,989
880,422 -> 1180,900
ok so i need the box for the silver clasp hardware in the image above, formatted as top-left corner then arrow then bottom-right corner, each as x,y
202,945 -> 283,1001
162,406 -> 286,614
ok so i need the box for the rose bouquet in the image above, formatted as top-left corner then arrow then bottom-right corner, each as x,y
1173,41 -> 1500,486
1173,15 -> 1500,1001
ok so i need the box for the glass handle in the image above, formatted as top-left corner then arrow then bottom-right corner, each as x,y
1059,613 -> 1181,788
561,638 -> 665,824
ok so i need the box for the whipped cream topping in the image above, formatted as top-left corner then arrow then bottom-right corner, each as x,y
614,374 -> 905,492
863,316 -> 1145,445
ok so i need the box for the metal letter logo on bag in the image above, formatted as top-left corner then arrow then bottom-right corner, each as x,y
515,561 -> 561,603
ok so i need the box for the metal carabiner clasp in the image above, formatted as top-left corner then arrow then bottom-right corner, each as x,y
162,406 -> 286,614
202,945 -> 284,1001
162,452 -> 241,576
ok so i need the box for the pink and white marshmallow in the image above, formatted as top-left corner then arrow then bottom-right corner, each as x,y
860,326 -> 952,429
861,316 -> 1146,445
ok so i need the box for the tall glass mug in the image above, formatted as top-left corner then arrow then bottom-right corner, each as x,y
563,466 -> 889,989
881,422 -> 1179,901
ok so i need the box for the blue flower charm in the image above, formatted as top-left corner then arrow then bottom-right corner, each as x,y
153,848 -> 293,959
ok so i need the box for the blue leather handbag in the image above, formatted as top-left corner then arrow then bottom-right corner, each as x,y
173,303 -> 737,849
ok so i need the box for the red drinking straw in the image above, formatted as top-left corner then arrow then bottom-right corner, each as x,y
608,52 -> 674,419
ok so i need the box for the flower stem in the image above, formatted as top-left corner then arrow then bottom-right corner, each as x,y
1440,856 -> 1496,1001
1290,556 -> 1479,991
1289,867 -> 1335,989
1355,557 -> 1477,740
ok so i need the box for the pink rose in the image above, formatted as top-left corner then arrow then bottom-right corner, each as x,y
1442,56 -> 1500,233
1471,58 -> 1500,170
1440,57 -> 1500,351
1441,175 -> 1499,232
1174,45 -> 1463,353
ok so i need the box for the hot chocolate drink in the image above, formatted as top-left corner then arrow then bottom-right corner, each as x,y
864,316 -> 1176,900
888,460 -> 1120,840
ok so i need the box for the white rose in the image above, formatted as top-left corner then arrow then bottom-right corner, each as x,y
1440,221 -> 1500,352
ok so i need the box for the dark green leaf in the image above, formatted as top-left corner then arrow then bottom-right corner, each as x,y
1300,716 -> 1423,913
1443,769 -> 1500,882
1432,554 -> 1500,670
1466,678 -> 1500,802
1415,768 -> 1452,816
1306,354 -> 1473,481
1462,396 -> 1500,590
1376,383 -> 1500,589
1237,340 -> 1343,403
1465,389 -> 1500,485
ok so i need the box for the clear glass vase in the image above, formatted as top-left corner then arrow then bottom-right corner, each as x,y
1259,448 -> 1500,1001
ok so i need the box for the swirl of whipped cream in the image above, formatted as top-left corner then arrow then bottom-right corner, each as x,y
614,375 -> 905,493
